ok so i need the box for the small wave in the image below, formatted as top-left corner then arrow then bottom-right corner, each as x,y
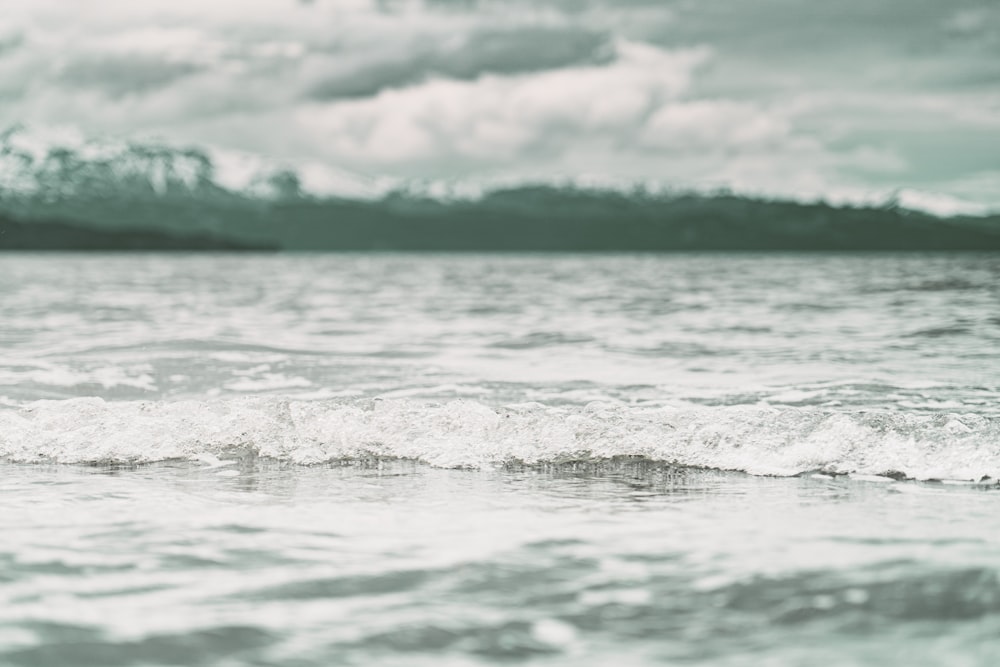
2,398 -> 999,481
903,325 -> 972,338
488,332 -> 597,350
715,565 -> 1000,624
908,278 -> 984,292
862,278 -> 985,294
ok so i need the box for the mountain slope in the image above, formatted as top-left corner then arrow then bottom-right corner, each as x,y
2,126 -> 998,252
0,213 -> 275,251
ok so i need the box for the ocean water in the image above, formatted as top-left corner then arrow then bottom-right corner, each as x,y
1,252 -> 999,666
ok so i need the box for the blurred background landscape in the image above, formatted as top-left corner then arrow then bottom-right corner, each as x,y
0,0 -> 997,250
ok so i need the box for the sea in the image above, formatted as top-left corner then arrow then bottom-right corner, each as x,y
1,252 -> 999,666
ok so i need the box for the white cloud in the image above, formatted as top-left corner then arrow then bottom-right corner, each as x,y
296,42 -> 709,165
640,100 -> 791,152
897,188 -> 989,217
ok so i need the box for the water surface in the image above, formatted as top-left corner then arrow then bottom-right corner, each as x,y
1,253 -> 999,665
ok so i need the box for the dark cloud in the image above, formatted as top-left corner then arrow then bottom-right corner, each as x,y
638,1 -> 1000,94
0,30 -> 25,56
416,0 -> 663,11
308,26 -> 611,100
58,55 -> 203,98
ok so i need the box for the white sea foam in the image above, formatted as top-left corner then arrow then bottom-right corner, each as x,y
1,398 -> 998,481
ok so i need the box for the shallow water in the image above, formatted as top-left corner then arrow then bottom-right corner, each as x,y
1,253 -> 999,665
3,461 -> 1000,666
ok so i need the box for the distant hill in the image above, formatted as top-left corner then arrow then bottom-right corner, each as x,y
252,189 -> 1000,251
2,125 -> 998,251
4,185 -> 1000,252
0,214 -> 276,252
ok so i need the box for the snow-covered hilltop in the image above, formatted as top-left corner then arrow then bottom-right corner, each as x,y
0,125 -> 388,203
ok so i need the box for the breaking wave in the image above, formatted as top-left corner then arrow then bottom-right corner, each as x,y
2,398 -> 998,481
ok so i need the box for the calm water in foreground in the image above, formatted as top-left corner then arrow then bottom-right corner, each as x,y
1,253 -> 999,666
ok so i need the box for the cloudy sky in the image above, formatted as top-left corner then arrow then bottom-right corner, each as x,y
1,0 -> 998,211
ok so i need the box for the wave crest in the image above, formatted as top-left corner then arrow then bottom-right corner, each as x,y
1,398 -> 997,481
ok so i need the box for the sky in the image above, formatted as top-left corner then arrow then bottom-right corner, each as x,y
1,0 -> 998,213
